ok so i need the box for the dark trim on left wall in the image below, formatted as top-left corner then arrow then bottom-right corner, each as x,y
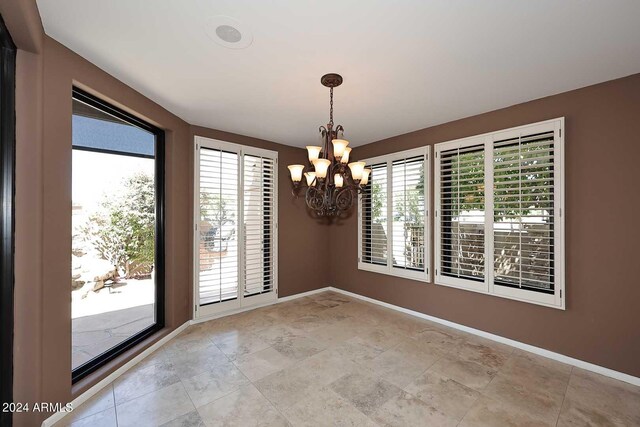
0,13 -> 16,427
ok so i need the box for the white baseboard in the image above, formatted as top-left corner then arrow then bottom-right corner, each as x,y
42,321 -> 190,427
277,287 -> 331,302
190,287 -> 331,324
329,286 -> 640,387
42,287 -> 327,426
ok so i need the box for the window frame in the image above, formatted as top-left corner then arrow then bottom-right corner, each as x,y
71,87 -> 166,383
434,118 -> 565,309
0,14 -> 15,426
192,136 -> 279,320
358,146 -> 431,282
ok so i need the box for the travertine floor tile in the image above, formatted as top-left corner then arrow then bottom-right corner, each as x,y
253,364 -> 320,410
372,389 -> 458,427
404,370 -> 481,421
197,384 -> 289,427
282,386 -> 377,427
61,291 -> 640,427
358,339 -> 439,388
557,368 -> 640,426
116,382 -> 194,427
214,332 -> 272,360
167,343 -> 229,379
181,361 -> 250,408
55,385 -> 114,426
429,357 -> 498,391
233,346 -> 297,382
63,407 -> 117,427
459,395 -> 555,427
159,410 -> 206,427
113,359 -> 181,404
330,372 -> 402,416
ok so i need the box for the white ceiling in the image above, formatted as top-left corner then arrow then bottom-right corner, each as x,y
37,0 -> 640,148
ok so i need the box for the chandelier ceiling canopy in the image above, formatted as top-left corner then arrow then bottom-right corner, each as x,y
288,74 -> 370,217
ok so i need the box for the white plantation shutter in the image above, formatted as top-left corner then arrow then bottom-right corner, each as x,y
198,148 -> 240,305
493,131 -> 556,293
360,163 -> 388,266
243,154 -> 276,297
392,156 -> 427,272
358,147 -> 430,280
195,137 -> 278,316
435,118 -> 564,309
438,144 -> 486,282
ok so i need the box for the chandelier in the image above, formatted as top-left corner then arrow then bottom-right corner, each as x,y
287,74 -> 370,217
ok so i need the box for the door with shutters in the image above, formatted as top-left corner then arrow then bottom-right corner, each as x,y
194,137 -> 278,318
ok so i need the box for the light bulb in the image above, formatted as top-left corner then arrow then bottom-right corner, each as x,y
306,146 -> 321,163
312,158 -> 331,178
341,147 -> 351,164
360,168 -> 371,185
332,139 -> 349,160
334,173 -> 344,188
287,164 -> 304,182
348,161 -> 366,180
305,172 -> 316,186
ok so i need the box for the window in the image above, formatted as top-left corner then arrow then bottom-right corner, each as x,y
358,147 -> 430,281
194,137 -> 278,319
435,118 -> 564,309
71,87 -> 165,382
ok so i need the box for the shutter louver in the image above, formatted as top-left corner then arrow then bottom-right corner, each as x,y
243,154 -> 276,297
493,131 -> 555,293
198,148 -> 239,305
392,156 -> 426,271
361,163 -> 388,265
439,144 -> 486,281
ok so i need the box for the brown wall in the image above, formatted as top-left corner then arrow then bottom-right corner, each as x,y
40,36 -> 194,407
330,73 -> 640,378
3,1 -> 640,425
2,2 -> 328,425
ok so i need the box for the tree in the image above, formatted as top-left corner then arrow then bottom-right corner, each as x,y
82,172 -> 156,277
444,142 -> 554,220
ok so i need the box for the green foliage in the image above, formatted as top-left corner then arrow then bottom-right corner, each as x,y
82,173 -> 155,277
370,181 -> 384,221
443,142 -> 553,221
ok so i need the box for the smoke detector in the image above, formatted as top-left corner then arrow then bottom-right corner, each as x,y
205,16 -> 253,49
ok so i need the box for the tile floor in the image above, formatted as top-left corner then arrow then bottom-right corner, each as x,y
56,291 -> 640,427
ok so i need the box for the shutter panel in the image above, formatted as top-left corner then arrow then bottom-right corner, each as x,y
391,155 -> 426,271
243,154 -> 276,297
198,148 -> 239,305
361,163 -> 388,265
493,131 -> 555,293
439,144 -> 486,281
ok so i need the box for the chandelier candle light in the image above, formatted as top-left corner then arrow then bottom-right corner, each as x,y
287,73 -> 370,217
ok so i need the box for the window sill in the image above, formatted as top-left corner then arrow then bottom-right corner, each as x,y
358,262 -> 430,283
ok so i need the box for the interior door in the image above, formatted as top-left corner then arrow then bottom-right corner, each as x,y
194,137 -> 277,319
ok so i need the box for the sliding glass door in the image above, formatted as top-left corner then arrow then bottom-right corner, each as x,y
194,137 -> 277,318
71,88 -> 164,382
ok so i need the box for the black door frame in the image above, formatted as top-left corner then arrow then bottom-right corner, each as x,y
0,13 -> 16,427
70,87 -> 165,383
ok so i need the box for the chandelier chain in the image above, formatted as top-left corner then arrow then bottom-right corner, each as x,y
329,86 -> 334,127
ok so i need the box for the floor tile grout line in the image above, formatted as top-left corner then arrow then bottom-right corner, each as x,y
111,385 -> 119,427
555,366 -> 574,427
